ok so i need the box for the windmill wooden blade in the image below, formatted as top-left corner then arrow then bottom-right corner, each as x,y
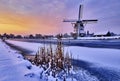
82,20 -> 98,24
78,4 -> 83,20
63,19 -> 78,22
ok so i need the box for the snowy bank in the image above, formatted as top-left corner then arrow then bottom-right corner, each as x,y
0,39 -> 44,81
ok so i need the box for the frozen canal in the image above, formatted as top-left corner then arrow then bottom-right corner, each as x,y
5,40 -> 120,81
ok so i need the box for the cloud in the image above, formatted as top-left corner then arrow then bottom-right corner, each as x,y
0,0 -> 120,34
0,0 -> 66,16
80,0 -> 120,34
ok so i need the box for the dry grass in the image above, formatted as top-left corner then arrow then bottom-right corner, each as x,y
32,38 -> 72,77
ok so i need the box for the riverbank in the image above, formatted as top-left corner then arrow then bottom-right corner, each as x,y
5,39 -> 120,81
0,39 -> 43,81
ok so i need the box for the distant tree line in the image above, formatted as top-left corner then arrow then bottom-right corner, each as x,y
94,31 -> 116,37
0,33 -> 55,39
0,33 -> 72,39
0,31 -> 117,40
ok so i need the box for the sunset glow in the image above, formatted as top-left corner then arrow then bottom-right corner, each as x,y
0,11 -> 60,35
0,0 -> 120,35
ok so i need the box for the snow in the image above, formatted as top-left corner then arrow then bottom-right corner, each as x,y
65,46 -> 120,68
6,40 -> 120,69
66,78 -> 77,81
6,40 -> 43,55
4,39 -> 120,81
0,39 -> 44,81
61,36 -> 120,40
75,69 -> 99,81
47,72 -> 57,81
77,36 -> 120,40
1,39 -> 81,81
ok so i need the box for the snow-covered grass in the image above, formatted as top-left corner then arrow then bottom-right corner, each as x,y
0,39 -> 45,81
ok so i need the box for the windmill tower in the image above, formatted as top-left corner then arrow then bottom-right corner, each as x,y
63,4 -> 98,37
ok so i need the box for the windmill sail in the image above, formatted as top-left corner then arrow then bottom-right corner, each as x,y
82,20 -> 98,23
63,19 -> 78,22
78,5 -> 83,21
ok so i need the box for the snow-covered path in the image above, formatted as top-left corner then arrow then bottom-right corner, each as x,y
0,39 -> 43,81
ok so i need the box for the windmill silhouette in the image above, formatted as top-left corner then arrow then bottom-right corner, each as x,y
63,4 -> 98,37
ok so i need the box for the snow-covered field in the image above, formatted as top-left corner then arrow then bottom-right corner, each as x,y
2,39 -> 120,81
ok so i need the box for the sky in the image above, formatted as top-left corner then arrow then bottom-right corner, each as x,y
0,0 -> 120,35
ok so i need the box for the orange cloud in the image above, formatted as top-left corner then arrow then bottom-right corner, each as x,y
0,10 -> 61,35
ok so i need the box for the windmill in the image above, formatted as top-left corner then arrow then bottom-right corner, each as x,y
63,4 -> 98,37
